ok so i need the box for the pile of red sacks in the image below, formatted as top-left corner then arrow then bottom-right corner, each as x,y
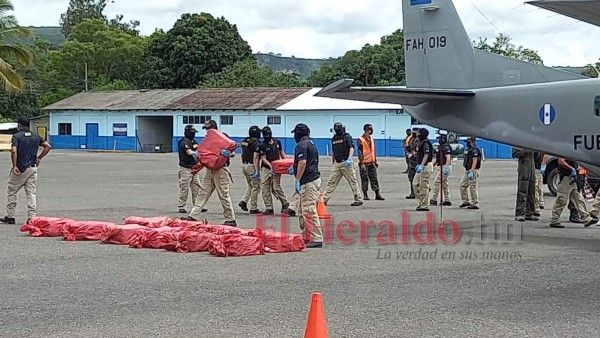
19,216 -> 306,256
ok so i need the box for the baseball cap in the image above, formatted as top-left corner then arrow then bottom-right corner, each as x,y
184,125 -> 196,132
291,123 -> 310,134
202,119 -> 217,130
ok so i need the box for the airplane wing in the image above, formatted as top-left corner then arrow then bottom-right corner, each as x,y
314,79 -> 475,106
526,0 -> 600,27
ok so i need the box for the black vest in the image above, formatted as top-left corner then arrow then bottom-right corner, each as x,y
263,138 -> 281,164
241,137 -> 258,164
418,139 -> 433,163
436,144 -> 452,165
463,147 -> 482,170
178,138 -> 198,168
332,133 -> 351,162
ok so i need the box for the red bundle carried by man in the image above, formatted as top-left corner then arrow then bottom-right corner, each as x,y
271,158 -> 294,175
191,129 -> 237,174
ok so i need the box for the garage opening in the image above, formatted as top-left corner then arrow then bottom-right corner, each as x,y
136,116 -> 173,153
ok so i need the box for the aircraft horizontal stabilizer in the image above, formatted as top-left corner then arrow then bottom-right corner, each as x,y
315,79 -> 475,106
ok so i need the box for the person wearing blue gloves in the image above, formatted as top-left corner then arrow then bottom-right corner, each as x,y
548,158 -> 596,228
458,136 -> 481,210
290,123 -> 322,248
184,120 -> 237,227
430,131 -> 453,206
512,147 -> 538,222
177,125 -> 202,213
258,126 -> 289,215
323,122 -> 363,206
238,125 -> 263,214
412,128 -> 434,211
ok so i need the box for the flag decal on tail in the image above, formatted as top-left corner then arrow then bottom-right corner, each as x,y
538,103 -> 556,125
410,0 -> 432,5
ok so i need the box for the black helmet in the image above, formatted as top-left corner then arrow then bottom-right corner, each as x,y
249,125 -> 261,138
418,128 -> 429,140
262,126 -> 272,139
184,125 -> 196,139
202,119 -> 218,130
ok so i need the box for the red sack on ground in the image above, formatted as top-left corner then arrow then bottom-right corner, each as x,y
208,234 -> 265,257
272,158 -> 295,175
169,218 -> 208,229
197,129 -> 237,171
100,224 -> 147,245
62,221 -> 117,241
204,224 -> 242,235
249,227 -> 305,253
163,231 -> 215,253
20,217 -> 73,237
128,226 -> 181,249
124,216 -> 172,228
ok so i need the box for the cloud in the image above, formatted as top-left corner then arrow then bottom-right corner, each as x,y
10,0 -> 600,66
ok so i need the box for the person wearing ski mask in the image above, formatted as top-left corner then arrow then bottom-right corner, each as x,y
413,128 -> 434,211
323,122 -> 363,206
258,126 -> 289,215
177,125 -> 202,213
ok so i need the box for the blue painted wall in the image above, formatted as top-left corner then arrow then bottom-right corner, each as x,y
48,109 -> 513,158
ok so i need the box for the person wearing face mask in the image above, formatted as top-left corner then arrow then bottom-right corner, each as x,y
406,127 -> 420,199
238,125 -> 263,214
290,123 -> 322,248
402,128 -> 412,173
177,125 -> 202,214
258,126 -> 289,215
430,132 -> 452,206
358,123 -> 384,201
459,136 -> 481,209
413,128 -> 434,211
323,122 -> 362,206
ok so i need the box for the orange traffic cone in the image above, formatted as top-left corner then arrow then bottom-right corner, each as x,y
316,193 -> 330,220
304,292 -> 328,338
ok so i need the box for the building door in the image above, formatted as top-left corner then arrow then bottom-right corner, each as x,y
86,123 -> 99,149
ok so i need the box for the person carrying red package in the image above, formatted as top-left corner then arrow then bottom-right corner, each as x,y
258,126 -> 289,215
182,120 -> 237,227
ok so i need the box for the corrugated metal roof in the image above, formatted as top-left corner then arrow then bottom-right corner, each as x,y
42,88 -> 311,111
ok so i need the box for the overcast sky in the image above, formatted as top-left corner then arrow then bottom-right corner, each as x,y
11,0 -> 600,66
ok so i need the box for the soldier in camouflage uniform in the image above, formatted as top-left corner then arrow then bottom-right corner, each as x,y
406,128 -> 420,199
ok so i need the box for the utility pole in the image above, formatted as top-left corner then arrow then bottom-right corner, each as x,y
84,62 -> 88,91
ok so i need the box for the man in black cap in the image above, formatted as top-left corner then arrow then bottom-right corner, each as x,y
413,128 -> 434,211
323,122 -> 362,206
239,125 -> 263,214
184,120 -> 237,226
459,136 -> 481,209
177,125 -> 202,213
290,123 -> 322,248
406,127 -> 420,199
258,126 -> 289,215
0,117 -> 51,224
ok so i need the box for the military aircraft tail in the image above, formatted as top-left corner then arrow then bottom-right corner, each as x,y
402,0 -> 585,90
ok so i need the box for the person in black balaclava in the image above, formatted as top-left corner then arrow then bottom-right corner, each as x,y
406,127 -> 420,199
323,122 -> 362,206
403,128 -> 412,173
177,125 -> 202,213
239,125 -> 263,214
413,128 -> 434,211
258,125 -> 289,215
288,123 -> 323,248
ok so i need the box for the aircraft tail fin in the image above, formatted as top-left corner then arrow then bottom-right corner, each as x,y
403,0 -> 586,90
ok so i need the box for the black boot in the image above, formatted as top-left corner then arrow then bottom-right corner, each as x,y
363,191 -> 370,200
375,190 -> 384,200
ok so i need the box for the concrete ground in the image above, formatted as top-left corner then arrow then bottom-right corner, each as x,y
1,151 -> 600,337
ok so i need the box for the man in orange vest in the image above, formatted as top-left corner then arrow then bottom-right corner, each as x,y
358,124 -> 384,201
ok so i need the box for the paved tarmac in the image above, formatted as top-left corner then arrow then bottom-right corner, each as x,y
2,151 -> 600,337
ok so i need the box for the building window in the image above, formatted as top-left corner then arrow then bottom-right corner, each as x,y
267,115 -> 281,125
220,115 -> 233,125
58,123 -> 72,135
183,116 -> 211,124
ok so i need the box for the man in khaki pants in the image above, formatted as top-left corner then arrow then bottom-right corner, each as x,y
459,137 -> 481,210
323,122 -> 362,206
290,123 -> 322,248
413,128 -> 434,211
177,125 -> 202,213
183,120 -> 237,226
1,117 -> 51,224
258,126 -> 289,215
238,125 -> 262,214
549,158 -> 596,228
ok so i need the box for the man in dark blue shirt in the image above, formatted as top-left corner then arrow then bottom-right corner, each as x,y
1,117 -> 51,224
258,126 -> 289,215
290,123 -> 322,248
459,137 -> 481,209
177,125 -> 202,213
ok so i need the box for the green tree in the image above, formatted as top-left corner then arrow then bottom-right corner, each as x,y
0,0 -> 33,93
308,29 -> 405,87
199,59 -> 306,88
60,0 -> 139,37
140,13 -> 254,89
473,33 -> 543,65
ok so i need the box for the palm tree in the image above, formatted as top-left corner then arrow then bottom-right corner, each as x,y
0,0 -> 33,93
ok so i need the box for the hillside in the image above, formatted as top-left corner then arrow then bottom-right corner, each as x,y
25,26 -> 66,46
255,53 -> 336,79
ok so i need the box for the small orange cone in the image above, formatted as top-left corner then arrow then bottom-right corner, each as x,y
304,292 -> 328,338
316,193 -> 330,220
